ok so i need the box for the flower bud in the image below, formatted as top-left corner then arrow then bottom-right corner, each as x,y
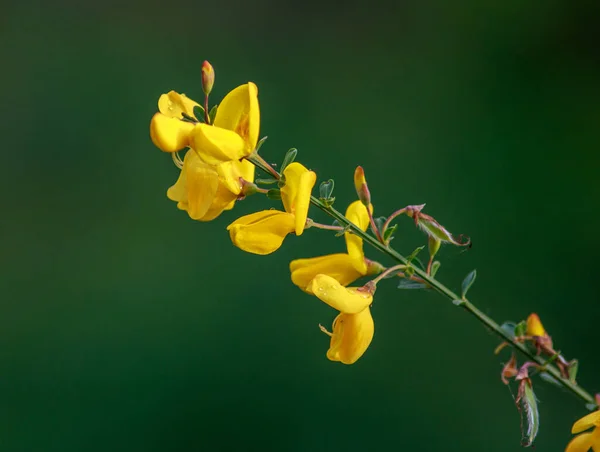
353,166 -> 371,206
201,60 -> 215,95
526,313 -> 546,337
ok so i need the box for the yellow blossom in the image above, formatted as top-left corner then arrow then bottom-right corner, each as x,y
322,308 -> 374,365
167,149 -> 254,221
566,410 -> 600,452
310,274 -> 374,364
526,313 -> 546,337
150,83 -> 260,165
289,200 -> 372,292
227,162 -> 316,255
190,82 -> 260,165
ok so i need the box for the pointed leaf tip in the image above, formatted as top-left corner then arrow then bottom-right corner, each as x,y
461,269 -> 477,299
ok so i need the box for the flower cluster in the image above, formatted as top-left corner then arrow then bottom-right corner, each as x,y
150,62 -> 598,448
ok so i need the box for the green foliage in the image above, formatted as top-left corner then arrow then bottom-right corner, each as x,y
430,261 -> 441,277
255,135 -> 269,152
209,105 -> 218,123
280,148 -> 297,172
266,189 -> 281,200
397,279 -> 427,290
383,224 -> 397,242
193,105 -> 206,121
519,382 -> 540,447
461,270 -> 477,299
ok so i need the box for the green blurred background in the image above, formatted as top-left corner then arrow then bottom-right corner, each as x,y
2,0 -> 599,450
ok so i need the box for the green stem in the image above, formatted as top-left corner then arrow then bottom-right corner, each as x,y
310,197 -> 597,409
246,153 -> 597,409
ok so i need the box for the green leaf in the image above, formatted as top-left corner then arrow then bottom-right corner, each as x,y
519,382 -> 540,447
539,372 -> 562,388
568,360 -> 579,383
374,216 -> 387,232
383,224 -> 397,242
430,261 -> 441,277
499,322 -> 517,339
209,105 -> 218,124
255,135 -> 269,152
514,321 -> 527,338
461,269 -> 477,299
193,105 -> 206,121
398,279 -> 427,290
335,225 -> 352,237
319,179 -> 335,199
280,148 -> 298,172
406,246 -> 425,264
255,177 -> 278,185
266,189 -> 281,200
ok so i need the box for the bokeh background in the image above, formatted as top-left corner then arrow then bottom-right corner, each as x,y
2,0 -> 599,450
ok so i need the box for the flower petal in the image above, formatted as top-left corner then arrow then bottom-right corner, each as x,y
566,432 -> 594,452
199,184 -> 238,222
190,124 -> 247,165
281,162 -> 316,234
344,201 -> 372,274
214,82 -> 260,150
227,210 -> 295,255
150,113 -> 195,153
290,254 -> 363,293
326,308 -> 374,365
216,159 -> 255,195
573,411 -> 600,434
526,313 -> 546,337
158,91 -> 200,119
309,274 -> 372,314
185,159 -> 219,220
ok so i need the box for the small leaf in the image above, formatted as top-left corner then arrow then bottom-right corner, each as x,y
514,321 -> 527,338
209,105 -> 218,124
452,299 -> 465,306
499,322 -> 517,339
335,225 -> 352,237
406,246 -> 425,264
319,179 -> 335,199
374,216 -> 387,232
398,279 -> 427,290
568,360 -> 579,383
255,136 -> 269,152
193,105 -> 206,121
383,224 -> 397,242
280,148 -> 298,172
461,269 -> 477,299
586,403 -> 598,411
519,382 -> 540,447
539,372 -> 562,388
255,177 -> 278,185
266,189 -> 281,200
430,261 -> 441,277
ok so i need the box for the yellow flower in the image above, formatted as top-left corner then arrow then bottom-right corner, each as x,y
150,91 -> 199,152
190,82 -> 260,165
566,410 -> 600,452
289,200 -> 372,292
526,313 -> 546,337
167,149 -> 254,221
150,83 -> 260,165
311,274 -> 374,364
227,162 -> 316,255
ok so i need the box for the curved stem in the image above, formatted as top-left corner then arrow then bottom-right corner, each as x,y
243,153 -> 597,409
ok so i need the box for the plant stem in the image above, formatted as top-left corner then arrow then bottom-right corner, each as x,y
244,152 -> 597,409
310,197 -> 597,409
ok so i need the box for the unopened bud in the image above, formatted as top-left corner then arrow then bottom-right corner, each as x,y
201,60 -> 215,95
526,313 -> 546,337
353,166 -> 371,206
365,259 -> 385,275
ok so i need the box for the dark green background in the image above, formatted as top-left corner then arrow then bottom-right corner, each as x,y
2,1 -> 599,450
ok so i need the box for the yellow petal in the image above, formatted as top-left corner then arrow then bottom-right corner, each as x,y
216,159 -> 255,195
190,123 -> 247,165
199,184 -> 238,222
309,274 -> 372,314
150,113 -> 195,153
185,158 -> 219,220
158,91 -> 200,119
566,432 -> 594,452
281,162 -> 316,235
344,201 -> 372,274
227,210 -> 295,255
214,82 -> 260,150
326,308 -> 374,365
167,149 -> 199,203
573,411 -> 600,434
290,254 -> 363,293
526,313 -> 546,337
